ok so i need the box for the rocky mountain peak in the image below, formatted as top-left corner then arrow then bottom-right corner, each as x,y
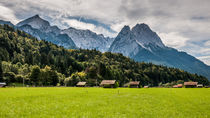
120,25 -> 131,34
16,14 -> 50,30
131,23 -> 165,47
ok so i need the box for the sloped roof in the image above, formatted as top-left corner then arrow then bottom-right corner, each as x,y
129,81 -> 140,85
177,84 -> 183,87
0,82 -> 6,85
76,82 -> 86,86
197,84 -> 203,86
184,82 -> 198,86
100,80 -> 116,85
173,85 -> 178,88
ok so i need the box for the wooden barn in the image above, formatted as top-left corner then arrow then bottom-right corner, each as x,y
184,82 -> 198,88
76,82 -> 86,87
144,86 -> 149,88
129,81 -> 140,88
100,80 -> 116,88
0,82 -> 6,88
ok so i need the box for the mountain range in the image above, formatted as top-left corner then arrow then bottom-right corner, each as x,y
0,15 -> 209,80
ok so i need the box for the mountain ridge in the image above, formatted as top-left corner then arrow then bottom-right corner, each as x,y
0,15 -> 209,80
0,24 -> 208,86
109,24 -> 210,80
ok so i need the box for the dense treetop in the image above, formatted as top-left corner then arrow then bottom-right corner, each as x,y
0,24 -> 209,86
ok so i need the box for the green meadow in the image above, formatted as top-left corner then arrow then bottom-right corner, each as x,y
0,88 -> 209,118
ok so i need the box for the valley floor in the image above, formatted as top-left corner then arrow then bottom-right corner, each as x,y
0,87 -> 209,118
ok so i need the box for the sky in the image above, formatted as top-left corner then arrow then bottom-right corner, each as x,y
0,0 -> 210,65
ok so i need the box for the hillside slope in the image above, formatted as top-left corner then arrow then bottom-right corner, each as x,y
0,24 -> 209,86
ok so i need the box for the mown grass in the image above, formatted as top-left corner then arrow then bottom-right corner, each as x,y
0,87 -> 209,118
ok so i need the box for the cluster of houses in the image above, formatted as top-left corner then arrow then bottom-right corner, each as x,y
0,80 -> 207,88
76,80 -> 206,88
76,80 -> 142,88
173,82 -> 204,88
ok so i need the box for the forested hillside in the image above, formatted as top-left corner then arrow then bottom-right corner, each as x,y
0,24 -> 209,86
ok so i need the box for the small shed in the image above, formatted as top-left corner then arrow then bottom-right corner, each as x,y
129,81 -> 140,88
173,85 -> 178,88
100,80 -> 116,88
184,82 -> 198,88
76,82 -> 86,87
177,84 -> 183,88
197,84 -> 203,88
144,86 -> 149,88
0,82 -> 6,88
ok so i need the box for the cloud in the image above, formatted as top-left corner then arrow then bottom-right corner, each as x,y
63,19 -> 96,31
0,0 -> 210,65
62,19 -> 117,37
0,4 -> 19,23
197,56 -> 210,65
158,32 -> 190,49
204,40 -> 210,47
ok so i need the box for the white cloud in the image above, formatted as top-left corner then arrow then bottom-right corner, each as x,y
63,19 -> 96,31
204,41 -> 210,47
0,0 -> 210,65
158,32 -> 190,49
62,19 -> 116,37
197,56 -> 210,65
0,4 -> 19,24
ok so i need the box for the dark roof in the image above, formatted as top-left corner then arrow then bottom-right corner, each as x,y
184,82 -> 198,86
76,82 -> 86,86
100,80 -> 116,85
129,81 -> 140,85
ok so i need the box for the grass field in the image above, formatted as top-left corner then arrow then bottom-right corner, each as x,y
0,88 -> 209,118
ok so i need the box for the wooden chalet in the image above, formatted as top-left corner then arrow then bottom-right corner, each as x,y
100,80 -> 116,88
184,82 -> 198,88
129,81 -> 140,88
76,82 -> 86,87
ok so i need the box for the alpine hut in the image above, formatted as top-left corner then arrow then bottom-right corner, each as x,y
76,82 -> 86,87
100,80 -> 116,88
129,81 -> 140,88
184,82 -> 198,88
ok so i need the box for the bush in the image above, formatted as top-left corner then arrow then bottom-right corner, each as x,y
114,82 -> 119,88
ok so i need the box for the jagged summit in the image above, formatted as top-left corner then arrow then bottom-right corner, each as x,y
131,23 -> 165,47
33,14 -> 40,18
17,14 -> 50,30
112,23 -> 165,48
121,25 -> 130,31
132,23 -> 150,31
